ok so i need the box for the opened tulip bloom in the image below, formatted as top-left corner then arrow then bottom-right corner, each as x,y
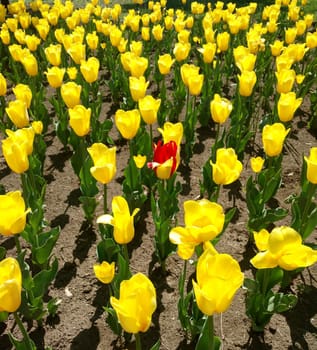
0,191 -> 30,236
0,257 -> 22,313
94,261 -> 115,284
210,148 -> 243,185
88,143 -> 116,184
251,227 -> 317,270
170,199 -> 225,259
210,93 -> 233,124
110,273 -> 156,334
277,92 -> 302,122
262,123 -> 290,157
305,147 -> 317,184
193,248 -> 244,315
115,109 -> 140,139
148,140 -> 178,180
69,105 -> 91,137
5,100 -> 29,128
97,196 -> 139,244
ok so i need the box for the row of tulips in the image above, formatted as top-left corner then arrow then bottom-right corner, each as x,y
0,0 -> 317,348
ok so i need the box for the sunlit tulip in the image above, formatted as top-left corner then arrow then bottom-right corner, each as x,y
94,261 -> 115,284
0,257 -> 22,313
262,123 -> 290,157
31,121 -> 43,135
304,13 -> 314,28
129,56 -> 148,78
110,273 -> 156,334
180,63 -> 200,87
14,31 -> 26,45
148,140 -> 178,179
67,67 -> 78,80
204,27 -> 215,43
86,31 -> 99,50
25,34 -> 41,51
69,105 -> 91,137
0,28 -> 10,45
285,27 -> 297,44
169,199 -> 225,259
0,73 -> 7,96
210,148 -> 243,185
109,26 -> 122,47
197,42 -> 217,64
138,95 -> 161,125
87,143 -> 116,184
44,44 -> 62,66
306,32 -> 317,49
61,82 -> 82,108
8,44 -> 23,62
275,54 -> 294,72
193,249 -> 244,315
158,54 -> 175,75
158,122 -> 183,146
130,41 -> 142,56
178,29 -> 190,44
210,94 -> 232,124
2,128 -> 35,174
67,43 -> 86,65
129,76 -> 149,102
235,53 -> 256,72
266,20 -> 278,33
216,31 -> 230,52
35,20 -> 50,40
0,191 -> 29,236
133,154 -> 147,169
251,227 -> 317,270
45,67 -> 66,89
277,92 -> 302,122
5,100 -> 29,128
188,74 -> 204,96
6,18 -> 18,32
152,24 -> 163,41
238,70 -> 257,97
21,53 -> 38,76
270,40 -> 284,57
275,68 -> 296,94
80,57 -> 100,83
250,156 -> 265,173
115,109 -> 140,139
141,27 -> 150,41
304,147 -> 317,184
97,196 -> 140,244
173,42 -> 191,62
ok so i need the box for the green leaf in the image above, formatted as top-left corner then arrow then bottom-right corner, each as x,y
0,246 -> 6,260
0,311 -> 8,322
149,340 -> 161,350
96,238 -> 120,262
104,306 -> 122,336
302,207 -> 317,240
195,316 -> 221,350
33,227 -> 60,265
267,293 -> 297,313
243,278 -> 258,293
8,333 -> 37,350
32,258 -> 58,298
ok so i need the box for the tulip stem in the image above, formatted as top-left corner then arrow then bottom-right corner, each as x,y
103,184 -> 107,213
135,332 -> 142,350
300,181 -> 317,239
14,236 -> 22,255
13,312 -> 34,350
122,244 -> 129,265
207,316 -> 215,350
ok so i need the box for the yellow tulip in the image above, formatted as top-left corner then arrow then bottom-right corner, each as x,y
0,257 -> 22,313
138,95 -> 161,125
8,44 -> 23,62
110,273 -> 156,333
129,76 -> 149,102
210,93 -> 232,124
45,67 -> 66,89
115,109 -> 140,140
238,70 -> 257,97
152,24 -> 163,41
188,74 -> 204,96
109,26 -> 122,47
61,82 -> 82,108
210,148 -> 243,185
0,28 -> 11,45
304,147 -> 317,184
157,121 -> 183,146
129,56 -> 148,78
270,40 -> 284,57
133,154 -> 147,169
180,63 -> 200,87
285,27 -> 297,44
141,27 -> 150,41
93,261 -> 115,284
97,196 -> 140,244
67,43 -> 86,65
169,199 -> 225,260
193,249 -> 244,315
31,121 -> 43,135
69,105 -> 91,137
0,191 -> 30,236
235,53 -> 256,72
67,67 -> 78,80
44,44 -> 62,66
35,20 -> 50,40
86,31 -> 99,50
80,57 -> 100,83
0,73 -> 7,96
250,156 -> 265,173
130,40 -> 143,56
277,92 -> 302,122
197,42 -> 217,64
178,29 -> 190,44
6,100 -> 29,128
251,226 -> 317,270
21,52 -> 38,76
14,29 -> 26,45
275,69 -> 296,94
87,143 -> 116,184
216,31 -> 230,52
306,32 -> 317,49
173,42 -> 191,62
25,34 -> 41,52
262,123 -> 290,157
157,53 -> 175,75
12,84 -> 32,108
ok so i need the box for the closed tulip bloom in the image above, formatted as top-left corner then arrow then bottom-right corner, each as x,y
129,56 -> 148,78
120,51 -> 135,72
304,147 -> 317,184
69,105 -> 91,137
109,26 -> 122,47
250,156 -> 265,173
86,31 -> 99,50
157,53 -> 175,75
169,199 -> 225,259
129,76 -> 149,102
9,44 -> 23,62
262,123 -> 290,157
130,40 -> 143,56
210,93 -> 232,124
88,143 -> 116,184
25,34 -> 41,52
138,95 -> 161,125
306,32 -> 317,49
0,28 -> 10,45
133,154 -> 146,169
238,70 -> 257,97
197,42 -> 217,63
110,273 -> 156,334
251,227 -> 317,270
12,84 -> 32,108
275,69 -> 296,94
211,148 -> 243,185
270,40 -> 284,57
61,82 -> 82,108
21,53 -> 38,76
6,100 -> 29,128
35,21 -> 50,40
152,24 -> 163,41
141,27 -> 150,41
115,109 -> 140,139
31,121 -> 43,135
285,27 -> 297,44
180,63 -> 200,87
158,122 -> 183,146
67,67 -> 78,80
235,53 -> 256,72
277,92 -> 302,122
80,57 -> 100,83
0,73 -> 7,96
188,74 -> 204,96
44,44 -> 62,66
216,31 -> 230,52
0,257 -> 22,313
97,196 -> 140,244
67,43 -> 86,65
148,140 -> 178,179
94,261 -> 115,284
173,42 -> 191,62
193,249 -> 244,315
46,67 -> 66,89
0,191 -> 30,236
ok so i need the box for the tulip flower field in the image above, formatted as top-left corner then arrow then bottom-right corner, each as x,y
1,0 -> 317,348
